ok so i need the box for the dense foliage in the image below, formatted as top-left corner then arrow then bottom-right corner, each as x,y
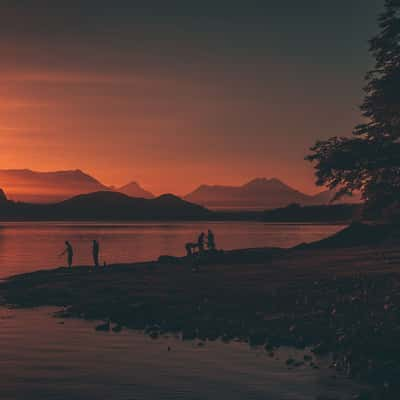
307,0 -> 400,214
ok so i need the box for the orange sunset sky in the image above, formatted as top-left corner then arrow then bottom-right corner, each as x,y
0,1 -> 384,195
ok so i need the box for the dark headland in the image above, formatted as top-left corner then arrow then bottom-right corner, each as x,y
1,223 -> 400,399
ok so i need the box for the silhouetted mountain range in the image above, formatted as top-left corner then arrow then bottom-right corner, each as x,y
0,169 -> 361,210
0,188 -> 361,222
184,178 -> 360,210
0,169 -> 154,203
0,191 -> 210,220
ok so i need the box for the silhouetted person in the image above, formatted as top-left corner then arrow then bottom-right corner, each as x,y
60,241 -> 73,268
92,240 -> 99,268
198,232 -> 205,253
207,229 -> 216,250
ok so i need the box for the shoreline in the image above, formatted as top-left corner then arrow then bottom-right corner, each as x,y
1,224 -> 400,398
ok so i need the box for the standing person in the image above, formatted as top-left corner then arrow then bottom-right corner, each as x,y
207,229 -> 216,251
92,240 -> 100,268
198,232 -> 205,253
60,241 -> 73,268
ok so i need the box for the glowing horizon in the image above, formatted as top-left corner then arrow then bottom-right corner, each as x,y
0,1 -> 384,196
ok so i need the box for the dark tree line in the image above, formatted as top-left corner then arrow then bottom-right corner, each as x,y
307,0 -> 400,217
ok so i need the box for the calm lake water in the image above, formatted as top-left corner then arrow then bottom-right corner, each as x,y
0,307 -> 363,400
0,221 -> 344,278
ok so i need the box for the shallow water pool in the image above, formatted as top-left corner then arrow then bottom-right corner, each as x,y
0,307 -> 365,400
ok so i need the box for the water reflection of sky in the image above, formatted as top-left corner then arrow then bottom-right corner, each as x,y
0,307 -> 364,400
0,222 -> 343,277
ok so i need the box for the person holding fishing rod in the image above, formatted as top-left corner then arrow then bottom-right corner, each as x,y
59,241 -> 74,268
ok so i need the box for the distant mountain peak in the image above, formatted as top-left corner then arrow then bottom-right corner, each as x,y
184,177 -> 359,210
117,181 -> 154,199
243,177 -> 286,188
0,168 -> 158,203
0,188 -> 7,203
124,181 -> 140,187
246,177 -> 269,184
0,168 -> 109,203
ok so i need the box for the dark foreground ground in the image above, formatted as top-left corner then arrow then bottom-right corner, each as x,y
1,223 -> 400,399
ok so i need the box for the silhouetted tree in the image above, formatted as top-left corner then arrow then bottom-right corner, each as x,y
307,0 -> 400,215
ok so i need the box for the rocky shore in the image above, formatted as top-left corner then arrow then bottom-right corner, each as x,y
1,223 -> 400,399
